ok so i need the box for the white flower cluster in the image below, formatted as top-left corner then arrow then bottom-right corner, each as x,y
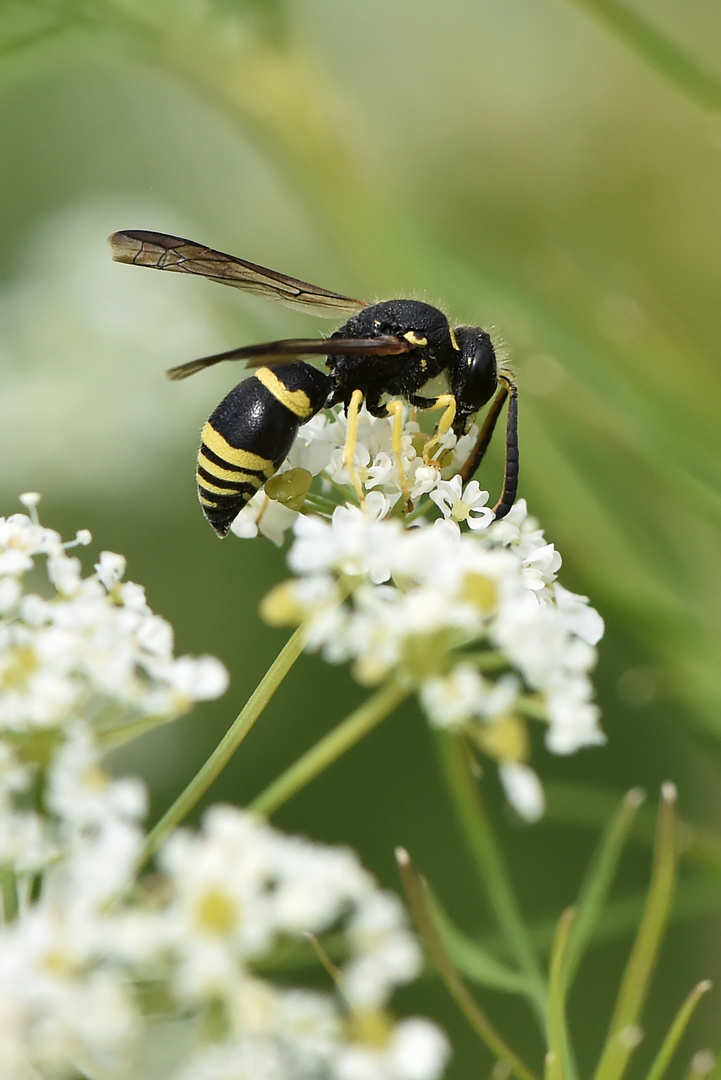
0,494 -> 228,736
249,408 -> 605,821
0,496 -> 448,1080
230,406 -> 463,546
0,725 -> 449,1080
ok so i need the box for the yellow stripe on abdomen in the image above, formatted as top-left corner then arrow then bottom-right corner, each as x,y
200,423 -> 276,475
196,474 -> 264,498
197,450 -> 267,483
255,367 -> 315,419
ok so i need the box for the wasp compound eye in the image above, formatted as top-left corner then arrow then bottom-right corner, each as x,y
452,326 -> 498,414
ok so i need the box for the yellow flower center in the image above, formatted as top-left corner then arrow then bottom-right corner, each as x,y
462,573 -> 498,613
450,499 -> 470,522
346,1009 -> 393,1048
196,889 -> 238,935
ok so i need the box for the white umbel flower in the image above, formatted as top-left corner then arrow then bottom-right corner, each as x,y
263,457 -> 604,817
0,496 -> 228,736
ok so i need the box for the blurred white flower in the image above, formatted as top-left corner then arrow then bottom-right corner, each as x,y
336,1016 -> 450,1080
0,754 -> 448,1080
0,495 -> 229,736
499,762 -> 546,822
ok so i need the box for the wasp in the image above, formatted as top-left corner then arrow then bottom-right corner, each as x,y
109,230 -> 518,538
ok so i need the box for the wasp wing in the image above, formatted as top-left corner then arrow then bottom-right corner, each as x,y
108,230 -> 368,318
166,335 -> 410,381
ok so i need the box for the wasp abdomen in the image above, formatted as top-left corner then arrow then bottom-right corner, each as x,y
197,362 -> 331,538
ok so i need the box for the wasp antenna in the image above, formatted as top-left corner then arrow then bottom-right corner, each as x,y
491,375 -> 519,520
459,383 -> 509,483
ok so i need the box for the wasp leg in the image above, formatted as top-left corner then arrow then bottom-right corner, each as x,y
420,394 -> 457,464
342,388 -> 367,505
459,373 -> 518,519
384,399 -> 412,511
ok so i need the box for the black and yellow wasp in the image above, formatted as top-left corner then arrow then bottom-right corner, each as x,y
109,230 -> 518,537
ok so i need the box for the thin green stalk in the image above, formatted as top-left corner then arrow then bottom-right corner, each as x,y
547,908 -> 577,1080
100,711 -> 185,750
251,679 -> 408,817
302,493 -> 340,515
545,782 -> 721,876
566,0 -> 721,112
434,731 -> 547,1019
644,981 -> 713,1080
397,847 -> 541,1080
565,789 -> 645,985
1,867 -> 18,922
135,627 -> 305,871
304,932 -> 346,1000
593,785 -> 679,1080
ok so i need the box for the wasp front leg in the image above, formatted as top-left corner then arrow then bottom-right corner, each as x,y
405,393 -> 457,465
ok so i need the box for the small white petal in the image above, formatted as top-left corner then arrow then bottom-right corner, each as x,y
499,763 -> 545,822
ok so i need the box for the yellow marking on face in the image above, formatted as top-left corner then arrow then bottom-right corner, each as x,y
420,357 -> 427,371
201,424 -> 276,474
449,326 -> 460,351
196,474 -> 263,497
404,330 -> 428,347
255,367 -> 313,418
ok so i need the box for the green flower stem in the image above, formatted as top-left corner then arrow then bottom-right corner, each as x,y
547,908 -> 577,1080
644,980 -> 713,1080
565,0 -> 721,112
545,782 -> 721,875
434,731 -> 548,1023
100,712 -> 183,750
565,789 -> 645,986
134,627 -> 305,872
251,680 -> 408,817
396,847 -> 541,1080
0,867 -> 18,923
302,493 -> 340,515
592,785 -> 679,1080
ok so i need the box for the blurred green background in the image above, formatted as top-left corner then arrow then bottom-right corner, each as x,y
2,0 -> 721,1074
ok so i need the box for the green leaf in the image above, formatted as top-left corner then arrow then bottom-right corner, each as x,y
426,887 -> 539,997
